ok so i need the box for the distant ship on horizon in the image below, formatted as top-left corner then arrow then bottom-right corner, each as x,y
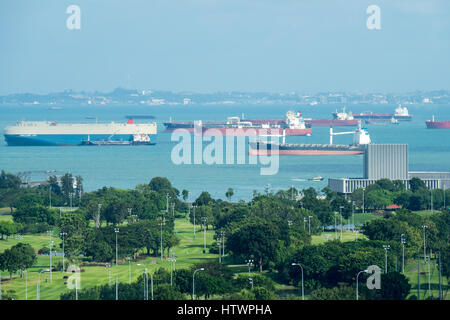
332,105 -> 412,121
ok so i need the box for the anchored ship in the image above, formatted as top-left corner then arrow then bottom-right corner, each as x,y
306,107 -> 359,127
249,123 -> 371,155
165,111 -> 312,136
425,116 -> 450,129
3,119 -> 157,146
332,105 -> 412,121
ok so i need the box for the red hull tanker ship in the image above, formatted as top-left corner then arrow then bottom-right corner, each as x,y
249,124 -> 371,156
165,111 -> 312,136
426,116 -> 450,129
164,111 -> 359,136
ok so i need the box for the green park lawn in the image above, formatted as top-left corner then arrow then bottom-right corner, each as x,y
0,212 -> 448,300
0,216 -> 220,300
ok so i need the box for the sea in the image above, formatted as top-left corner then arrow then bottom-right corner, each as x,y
1,103 -> 449,201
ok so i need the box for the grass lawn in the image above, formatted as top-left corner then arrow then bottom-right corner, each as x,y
311,230 -> 367,245
0,216 -> 220,300
404,257 -> 449,300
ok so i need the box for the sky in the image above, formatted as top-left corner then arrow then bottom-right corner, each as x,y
0,0 -> 449,94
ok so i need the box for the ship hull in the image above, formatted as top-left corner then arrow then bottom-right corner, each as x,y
425,121 -> 450,129
304,119 -> 359,127
165,127 -> 312,136
332,113 -> 412,121
248,142 -> 364,156
249,149 -> 363,155
4,134 -> 157,146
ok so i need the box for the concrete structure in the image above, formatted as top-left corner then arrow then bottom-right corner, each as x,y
329,144 -> 450,194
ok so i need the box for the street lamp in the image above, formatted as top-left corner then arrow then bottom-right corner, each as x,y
202,217 -> 207,254
303,218 -> 307,231
291,263 -> 304,300
193,205 -> 196,239
96,203 -> 102,228
47,230 -> 53,283
169,250 -> 176,286
362,187 -> 365,214
127,257 -> 131,284
308,216 -> 312,235
220,231 -> 225,263
114,228 -> 120,266
352,201 -> 355,234
24,270 -> 28,300
106,263 -> 112,286
401,234 -> 406,274
334,212 -> 338,240
245,259 -> 254,276
356,269 -> 369,300
383,245 -> 390,273
60,232 -> 67,272
127,208 -> 132,220
159,219 -> 165,261
192,268 -> 204,300
422,225 -> 428,262
165,192 -> 170,214
339,206 -> 344,241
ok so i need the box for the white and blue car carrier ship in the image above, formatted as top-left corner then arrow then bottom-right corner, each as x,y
3,119 -> 157,146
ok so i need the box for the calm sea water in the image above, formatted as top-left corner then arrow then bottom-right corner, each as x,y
1,103 -> 449,201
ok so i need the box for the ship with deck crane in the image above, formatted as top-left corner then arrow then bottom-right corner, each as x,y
249,123 -> 371,155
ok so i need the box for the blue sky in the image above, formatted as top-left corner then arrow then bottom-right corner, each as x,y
0,0 -> 449,94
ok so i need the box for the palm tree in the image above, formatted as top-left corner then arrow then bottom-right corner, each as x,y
225,188 -> 234,201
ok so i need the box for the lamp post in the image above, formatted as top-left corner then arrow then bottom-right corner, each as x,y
159,219 -> 165,261
47,230 -> 53,283
166,193 -> 169,212
245,259 -> 254,276
383,245 -> 390,273
24,270 -> 28,300
95,203 -> 102,228
426,256 -> 431,297
192,268 -> 204,300
430,187 -> 433,214
220,231 -> 225,263
49,185 -> 52,208
127,257 -> 131,284
422,225 -> 428,262
356,269 -> 369,300
303,218 -> 307,231
60,232 -> 67,272
334,212 -> 338,240
362,187 -> 365,214
114,228 -> 120,266
193,206 -> 196,239
169,250 -> 176,286
339,206 -> 344,241
291,263 -> 304,300
127,208 -> 132,221
400,234 -> 406,274
308,216 -> 312,235
202,217 -> 207,254
352,201 -> 355,234
106,263 -> 111,286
